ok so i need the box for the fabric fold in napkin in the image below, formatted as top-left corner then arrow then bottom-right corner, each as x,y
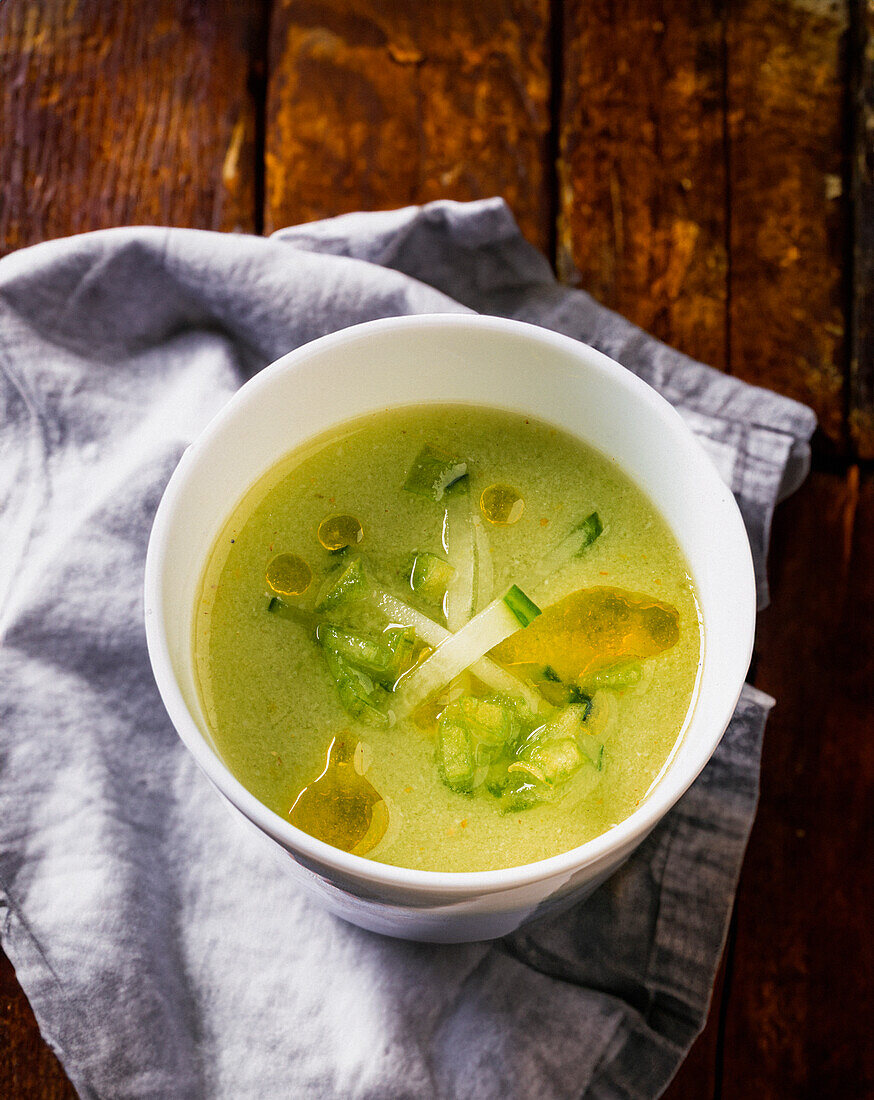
0,199 -> 815,1100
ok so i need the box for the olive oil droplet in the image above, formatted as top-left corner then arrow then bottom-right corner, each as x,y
288,737 -> 388,855
318,514 -> 364,551
266,553 -> 312,596
481,485 -> 524,525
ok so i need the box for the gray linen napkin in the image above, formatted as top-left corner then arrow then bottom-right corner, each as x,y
0,199 -> 815,1099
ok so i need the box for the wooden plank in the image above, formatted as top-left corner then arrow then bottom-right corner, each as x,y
850,0 -> 874,457
0,950 -> 76,1099
661,942 -> 730,1100
721,469 -> 874,1097
264,0 -> 552,252
558,2 -> 729,370
0,0 -> 264,255
727,0 -> 848,446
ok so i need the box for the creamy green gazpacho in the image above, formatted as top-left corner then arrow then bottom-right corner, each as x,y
194,405 -> 702,872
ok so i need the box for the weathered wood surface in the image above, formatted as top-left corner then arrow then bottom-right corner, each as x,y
851,0 -> 874,457
558,2 -> 730,371
264,0 -> 552,251
721,469 -> 874,1098
0,0 -> 263,255
2,0 -> 873,1096
0,950 -> 76,1099
726,0 -> 848,447
560,0 -> 851,449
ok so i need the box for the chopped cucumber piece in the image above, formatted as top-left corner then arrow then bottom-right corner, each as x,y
436,716 -> 476,793
407,551 -> 456,604
532,665 -> 593,710
381,625 -> 417,677
527,510 -> 604,587
444,484 -> 478,630
266,596 -> 318,630
395,588 -> 539,713
436,693 -> 537,794
403,445 -> 468,502
320,643 -> 390,728
582,689 -> 618,743
577,731 -> 605,770
503,585 -> 541,628
314,556 -> 368,612
316,622 -> 417,687
573,511 -> 603,553
496,704 -> 605,811
581,661 -> 644,693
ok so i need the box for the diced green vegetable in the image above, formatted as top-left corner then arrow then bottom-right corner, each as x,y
580,662 -> 643,693
314,556 -> 368,612
526,510 -> 604,587
316,625 -> 387,682
582,689 -> 618,743
266,596 -> 318,629
320,644 -> 390,728
444,482 -> 477,629
403,445 -> 468,502
572,511 -> 603,555
436,693 -> 537,794
503,585 -> 541,628
381,625 -> 417,678
316,622 -> 417,688
407,551 -> 456,604
532,665 -> 593,710
436,716 -> 476,792
492,703 -> 606,811
577,731 -> 605,770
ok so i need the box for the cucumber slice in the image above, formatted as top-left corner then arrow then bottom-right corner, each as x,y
503,585 -> 542,628
444,485 -> 477,630
407,551 -> 456,604
403,445 -> 468,502
370,586 -> 548,714
265,596 -> 320,632
436,716 -> 476,793
527,511 -> 603,587
395,587 -> 540,713
314,556 -> 368,612
320,644 -> 390,728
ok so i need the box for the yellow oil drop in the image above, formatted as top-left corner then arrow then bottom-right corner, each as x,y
265,553 -> 312,596
318,514 -> 364,551
492,586 -> 680,682
481,484 -> 524,525
288,737 -> 388,855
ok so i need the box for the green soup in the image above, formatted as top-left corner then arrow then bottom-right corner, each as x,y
194,405 -> 702,872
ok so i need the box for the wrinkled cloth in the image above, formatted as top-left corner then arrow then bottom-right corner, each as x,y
0,199 -> 815,1099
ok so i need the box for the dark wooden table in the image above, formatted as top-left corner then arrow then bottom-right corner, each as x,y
1,2 -> 872,1096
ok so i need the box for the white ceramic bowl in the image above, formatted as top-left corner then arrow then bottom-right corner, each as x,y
144,314 -> 755,943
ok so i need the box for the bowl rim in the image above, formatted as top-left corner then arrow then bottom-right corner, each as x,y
144,313 -> 756,896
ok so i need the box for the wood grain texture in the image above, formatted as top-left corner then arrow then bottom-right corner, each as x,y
721,469 -> 874,1098
0,0 -> 264,255
661,947 -> 729,1100
1,950 -> 76,1100
558,2 -> 729,370
264,0 -> 552,251
850,0 -> 874,457
727,0 -> 848,445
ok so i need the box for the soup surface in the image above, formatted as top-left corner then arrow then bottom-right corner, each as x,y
194,405 -> 702,872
